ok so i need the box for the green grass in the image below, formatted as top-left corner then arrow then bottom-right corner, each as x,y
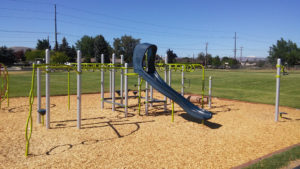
4,69 -> 300,108
245,145 -> 300,169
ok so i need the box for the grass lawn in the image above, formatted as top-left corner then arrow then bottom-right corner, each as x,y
245,145 -> 300,169
5,68 -> 300,108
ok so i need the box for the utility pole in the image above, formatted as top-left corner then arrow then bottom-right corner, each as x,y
47,36 -> 50,49
240,46 -> 243,62
234,32 -> 237,59
54,4 -> 58,51
205,42 -> 208,67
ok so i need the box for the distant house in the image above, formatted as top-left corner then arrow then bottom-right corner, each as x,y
9,46 -> 33,53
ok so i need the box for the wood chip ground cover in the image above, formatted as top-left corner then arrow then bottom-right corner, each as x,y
0,92 -> 299,168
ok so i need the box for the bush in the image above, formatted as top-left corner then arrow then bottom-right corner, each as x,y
51,52 -> 69,64
25,50 -> 45,62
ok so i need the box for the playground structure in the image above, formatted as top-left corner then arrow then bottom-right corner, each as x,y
25,46 -> 211,156
0,63 -> 9,108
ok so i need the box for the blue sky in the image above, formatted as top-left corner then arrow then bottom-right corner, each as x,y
1,0 -> 300,58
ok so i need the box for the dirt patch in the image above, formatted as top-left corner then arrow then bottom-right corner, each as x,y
0,92 -> 299,168
281,159 -> 300,169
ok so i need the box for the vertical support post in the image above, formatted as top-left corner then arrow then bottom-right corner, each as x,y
109,54 -> 112,97
112,53 -> 115,111
120,55 -> 124,104
150,85 -> 153,107
164,55 -> 168,104
201,67 -> 205,108
45,49 -> 50,129
138,75 -> 141,92
145,81 -> 148,115
208,76 -> 212,108
275,58 -> 281,122
77,50 -> 81,129
171,100 -> 174,122
68,70 -> 70,110
100,54 -> 104,109
37,61 -> 41,124
168,64 -> 172,103
124,63 -> 128,117
181,65 -> 184,96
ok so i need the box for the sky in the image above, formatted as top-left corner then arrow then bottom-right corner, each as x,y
1,0 -> 300,58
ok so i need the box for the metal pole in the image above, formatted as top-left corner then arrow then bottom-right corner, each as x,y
275,58 -> 281,122
145,81 -> 148,115
208,76 -> 212,108
37,61 -> 41,124
120,55 -> 124,104
109,54 -> 112,97
100,54 -> 104,109
181,65 -> 184,96
112,53 -> 115,111
77,50 -> 81,129
164,55 -> 168,103
168,64 -> 171,103
45,49 -> 50,129
68,71 -> 70,110
150,85 -> 153,107
137,75 -> 141,105
124,63 -> 128,117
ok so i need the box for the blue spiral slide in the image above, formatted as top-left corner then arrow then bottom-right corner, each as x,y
133,43 -> 212,120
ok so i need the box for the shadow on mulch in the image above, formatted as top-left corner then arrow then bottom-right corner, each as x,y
28,120 -> 155,157
180,113 -> 222,129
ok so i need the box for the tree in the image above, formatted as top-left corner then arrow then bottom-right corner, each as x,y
59,37 -> 69,52
67,46 -> 77,62
221,56 -> 239,68
59,37 -> 76,62
212,56 -> 221,68
36,39 -> 50,50
94,35 -> 111,63
166,49 -> 178,63
76,35 -> 95,62
268,38 -> 300,66
14,50 -> 26,62
113,35 -> 140,63
197,52 -> 205,65
0,46 -> 16,65
206,54 -> 213,65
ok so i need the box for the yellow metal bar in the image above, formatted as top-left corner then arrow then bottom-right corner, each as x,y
171,100 -> 174,122
25,64 -> 36,157
138,78 -> 143,115
125,73 -> 139,76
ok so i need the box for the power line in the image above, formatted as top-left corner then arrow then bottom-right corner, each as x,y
0,7 -> 53,14
0,29 -> 53,34
234,32 -> 237,59
0,15 -> 52,21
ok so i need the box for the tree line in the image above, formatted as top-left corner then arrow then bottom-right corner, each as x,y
0,36 -> 299,67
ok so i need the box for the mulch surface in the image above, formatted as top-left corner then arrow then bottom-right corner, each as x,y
0,92 -> 299,168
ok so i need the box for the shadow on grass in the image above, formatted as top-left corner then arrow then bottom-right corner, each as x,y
180,113 -> 222,129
